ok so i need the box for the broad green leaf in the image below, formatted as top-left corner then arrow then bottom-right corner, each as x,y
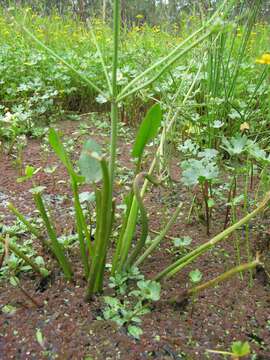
189,269 -> 203,283
173,236 -> 192,247
79,191 -> 95,203
128,325 -> 143,339
231,341 -> 250,356
29,186 -> 46,195
103,296 -> 121,309
137,280 -> 161,301
132,103 -> 162,158
181,159 -> 219,186
78,139 -> 102,183
221,135 -> 252,157
35,256 -> 45,266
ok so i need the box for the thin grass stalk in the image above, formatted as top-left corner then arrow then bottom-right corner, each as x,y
89,25 -> 112,96
169,258 -> 260,304
117,0 -> 229,100
33,193 -> 73,280
70,177 -> 93,278
117,30 -> 217,103
154,192 -> 270,281
187,258 -> 260,297
228,2 -> 260,98
7,202 -> 42,240
224,175 -> 236,229
109,0 -> 120,189
244,162 -> 252,286
231,201 -> 242,279
18,20 -> 107,98
135,202 -> 183,267
0,236 -> 47,277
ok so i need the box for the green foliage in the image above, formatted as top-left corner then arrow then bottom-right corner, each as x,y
181,157 -> 219,187
231,341 -> 250,357
173,236 -> 192,248
78,139 -> 103,183
132,103 -> 162,159
100,276 -> 160,339
3,2 -> 270,343
189,269 -> 203,284
17,165 -> 41,183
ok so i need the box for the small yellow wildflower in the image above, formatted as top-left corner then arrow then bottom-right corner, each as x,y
152,26 -> 160,33
256,53 -> 270,64
240,122 -> 250,132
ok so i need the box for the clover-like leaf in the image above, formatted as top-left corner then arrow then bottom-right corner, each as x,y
231,341 -> 250,356
189,269 -> 203,283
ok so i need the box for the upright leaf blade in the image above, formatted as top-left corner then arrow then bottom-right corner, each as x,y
49,128 -> 74,174
132,103 -> 162,158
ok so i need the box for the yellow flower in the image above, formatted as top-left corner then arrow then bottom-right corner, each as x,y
240,122 -> 250,132
256,53 -> 270,64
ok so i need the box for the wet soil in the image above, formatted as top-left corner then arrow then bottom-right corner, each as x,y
0,117 -> 270,360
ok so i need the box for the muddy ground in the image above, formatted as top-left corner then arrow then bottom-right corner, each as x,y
0,117 -> 270,360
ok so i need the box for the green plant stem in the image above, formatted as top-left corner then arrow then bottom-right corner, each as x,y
168,258 -> 260,305
224,175 -> 236,229
112,55 -> 204,274
255,164 -> 268,203
124,173 -> 162,268
231,203 -> 242,279
33,193 -> 73,280
117,30 -> 216,102
89,25 -> 112,96
18,20 -> 106,98
187,258 -> 260,297
109,0 -> 120,190
154,192 -> 270,281
244,162 -> 252,286
202,181 -> 210,236
71,178 -> 92,278
7,202 -> 43,240
0,236 -> 47,277
135,202 -> 183,267
117,0 -> 228,101
85,159 -> 111,300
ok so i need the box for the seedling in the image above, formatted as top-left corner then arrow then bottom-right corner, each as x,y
17,165 -> 41,184
207,340 -> 250,359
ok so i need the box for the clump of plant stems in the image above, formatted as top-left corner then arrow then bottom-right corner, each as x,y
6,0 -> 268,303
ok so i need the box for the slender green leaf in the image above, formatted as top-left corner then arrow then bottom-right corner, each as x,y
132,104 -> 162,158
